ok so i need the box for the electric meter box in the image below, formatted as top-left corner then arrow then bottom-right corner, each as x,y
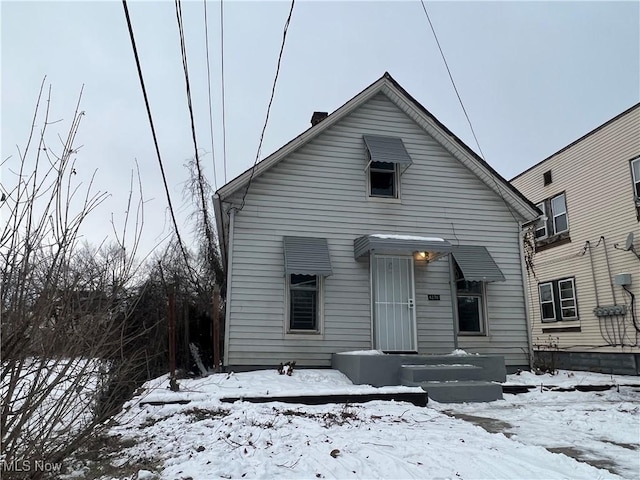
614,273 -> 632,286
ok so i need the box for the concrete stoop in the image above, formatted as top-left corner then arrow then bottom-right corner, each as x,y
332,352 -> 506,403
419,380 -> 503,403
400,364 -> 503,402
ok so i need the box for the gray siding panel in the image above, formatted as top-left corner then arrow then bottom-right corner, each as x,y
225,93 -> 529,368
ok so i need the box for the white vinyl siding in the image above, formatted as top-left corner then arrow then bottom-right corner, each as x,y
224,93 -> 530,367
512,104 -> 640,353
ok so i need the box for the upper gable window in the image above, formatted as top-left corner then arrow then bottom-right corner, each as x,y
363,135 -> 412,200
370,161 -> 397,197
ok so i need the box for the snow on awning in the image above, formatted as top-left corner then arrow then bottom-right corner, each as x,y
451,245 -> 505,282
354,234 -> 452,259
284,236 -> 333,276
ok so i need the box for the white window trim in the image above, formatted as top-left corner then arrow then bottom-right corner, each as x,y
535,202 -> 547,239
366,161 -> 401,201
558,278 -> 578,320
539,282 -> 556,322
631,157 -> 640,203
550,193 -> 569,235
284,274 -> 325,338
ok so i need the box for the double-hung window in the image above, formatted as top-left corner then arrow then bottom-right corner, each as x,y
631,157 -> 640,202
288,274 -> 320,331
455,269 -> 486,334
283,236 -> 332,335
535,192 -> 569,240
538,277 -> 578,322
535,202 -> 547,239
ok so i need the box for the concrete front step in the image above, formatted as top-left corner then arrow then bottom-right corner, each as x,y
419,380 -> 503,403
400,364 -> 485,383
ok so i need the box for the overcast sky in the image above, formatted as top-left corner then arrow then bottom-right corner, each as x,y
2,0 -> 639,257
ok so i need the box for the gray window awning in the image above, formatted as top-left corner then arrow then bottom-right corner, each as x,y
363,135 -> 412,166
284,236 -> 333,276
451,245 -> 505,282
354,234 -> 452,259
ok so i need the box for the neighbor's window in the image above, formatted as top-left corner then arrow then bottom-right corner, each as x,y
631,157 -> 640,201
369,161 -> 398,198
289,274 -> 319,331
535,202 -> 547,239
536,192 -> 569,239
455,264 -> 485,334
538,278 -> 578,323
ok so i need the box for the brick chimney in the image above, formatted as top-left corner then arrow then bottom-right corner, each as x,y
311,111 -> 328,126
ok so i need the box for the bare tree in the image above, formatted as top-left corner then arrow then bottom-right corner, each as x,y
0,81 -> 159,478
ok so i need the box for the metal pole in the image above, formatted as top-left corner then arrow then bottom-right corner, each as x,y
168,284 -> 178,391
213,285 -> 220,372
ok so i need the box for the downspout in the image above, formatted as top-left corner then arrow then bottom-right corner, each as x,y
518,221 -> 534,369
223,207 -> 236,368
448,254 -> 459,350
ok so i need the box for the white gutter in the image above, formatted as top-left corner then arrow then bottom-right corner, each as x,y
518,221 -> 534,369
223,207 -> 235,368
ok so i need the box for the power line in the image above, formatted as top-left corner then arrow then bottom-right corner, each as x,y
419,0 -> 520,223
238,0 -> 295,211
220,0 -> 228,184
175,0 -> 218,271
420,1 -> 485,161
203,0 -> 218,190
121,0 -> 191,268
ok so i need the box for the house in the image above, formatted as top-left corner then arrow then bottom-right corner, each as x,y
511,103 -> 640,375
213,73 -> 539,380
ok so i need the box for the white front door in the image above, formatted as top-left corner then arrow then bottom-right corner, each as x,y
372,255 -> 417,352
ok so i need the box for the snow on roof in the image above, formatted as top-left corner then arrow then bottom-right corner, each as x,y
370,234 -> 446,242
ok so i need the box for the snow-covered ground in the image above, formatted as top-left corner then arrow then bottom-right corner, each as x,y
66,369 -> 639,480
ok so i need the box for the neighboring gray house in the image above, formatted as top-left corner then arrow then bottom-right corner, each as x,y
214,73 -> 539,373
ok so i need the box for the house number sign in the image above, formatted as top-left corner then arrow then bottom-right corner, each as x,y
428,294 -> 440,301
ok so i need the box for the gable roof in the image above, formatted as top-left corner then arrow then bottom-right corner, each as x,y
216,72 -> 539,221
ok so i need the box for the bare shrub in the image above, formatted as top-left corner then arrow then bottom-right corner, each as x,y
0,81 -> 158,478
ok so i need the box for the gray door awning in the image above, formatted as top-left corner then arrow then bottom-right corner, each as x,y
354,234 -> 452,259
363,135 -> 412,165
284,236 -> 333,276
451,245 -> 505,282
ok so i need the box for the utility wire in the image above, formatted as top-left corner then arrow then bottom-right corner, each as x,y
238,0 -> 295,211
203,0 -> 218,190
420,1 -> 485,161
121,0 -> 191,269
420,1 -> 520,223
175,0 -> 218,278
220,0 -> 228,184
